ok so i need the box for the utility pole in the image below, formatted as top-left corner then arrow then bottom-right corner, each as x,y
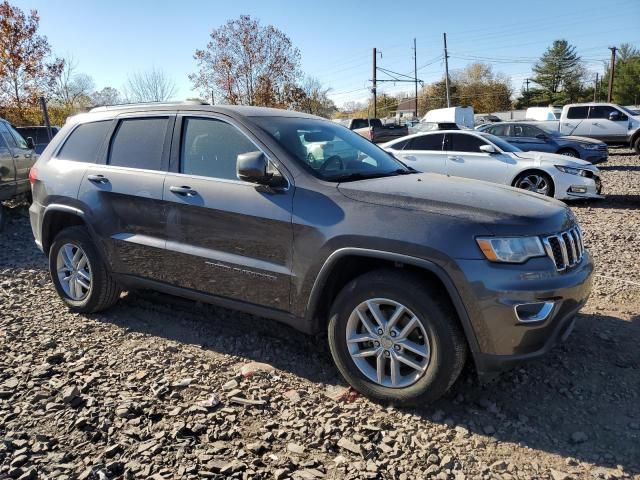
39,96 -> 52,142
524,78 -> 530,107
413,38 -> 418,119
210,90 -> 215,105
607,46 -> 617,102
372,48 -> 377,118
594,73 -> 599,102
443,33 -> 450,108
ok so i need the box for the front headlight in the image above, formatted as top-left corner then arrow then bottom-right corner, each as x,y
555,165 -> 589,176
476,236 -> 545,263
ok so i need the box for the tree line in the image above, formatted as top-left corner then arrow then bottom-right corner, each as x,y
1,1 -> 638,127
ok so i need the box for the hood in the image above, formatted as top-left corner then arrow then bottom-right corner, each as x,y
338,173 -> 575,236
511,151 -> 597,169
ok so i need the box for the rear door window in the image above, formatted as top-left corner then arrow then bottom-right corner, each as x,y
486,124 -> 509,136
566,106 -> 589,119
57,121 -> 112,162
108,117 -> 169,170
447,133 -> 488,153
407,134 -> 445,151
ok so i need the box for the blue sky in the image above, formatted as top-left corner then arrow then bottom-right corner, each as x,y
12,0 -> 640,107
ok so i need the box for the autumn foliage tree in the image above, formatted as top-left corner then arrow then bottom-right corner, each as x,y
0,0 -> 62,121
190,15 -> 302,107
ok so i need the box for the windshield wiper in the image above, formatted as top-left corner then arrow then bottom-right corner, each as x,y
328,169 -> 413,182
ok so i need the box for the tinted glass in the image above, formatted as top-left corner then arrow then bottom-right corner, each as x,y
387,138 -> 409,150
6,124 -> 28,149
513,124 -> 543,137
252,116 -> 409,182
478,133 -> 522,152
181,118 -> 257,180
566,106 -> 589,119
0,130 -> 6,149
448,133 -> 488,153
487,124 -> 508,136
0,124 -> 17,148
109,117 -> 168,170
589,106 -> 626,120
408,133 -> 444,151
58,121 -> 112,162
350,119 -> 369,129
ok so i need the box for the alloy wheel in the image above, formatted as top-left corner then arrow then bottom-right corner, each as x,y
56,243 -> 93,301
345,298 -> 431,388
515,174 -> 550,195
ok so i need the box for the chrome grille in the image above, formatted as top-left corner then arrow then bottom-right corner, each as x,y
543,226 -> 585,271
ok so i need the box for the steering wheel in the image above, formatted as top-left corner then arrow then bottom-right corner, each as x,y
319,155 -> 344,173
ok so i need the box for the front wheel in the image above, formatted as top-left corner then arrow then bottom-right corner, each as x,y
633,136 -> 640,155
513,171 -> 555,197
557,148 -> 578,158
49,226 -> 122,313
327,270 -> 467,405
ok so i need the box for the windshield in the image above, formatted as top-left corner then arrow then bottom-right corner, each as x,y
251,116 -> 411,182
477,132 -> 522,152
618,105 -> 639,117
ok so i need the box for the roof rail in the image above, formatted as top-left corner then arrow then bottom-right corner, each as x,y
89,100 -> 210,112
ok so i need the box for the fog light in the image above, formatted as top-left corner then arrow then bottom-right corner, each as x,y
569,186 -> 587,193
514,301 -> 555,323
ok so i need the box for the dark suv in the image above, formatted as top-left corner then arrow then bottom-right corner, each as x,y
29,103 -> 593,404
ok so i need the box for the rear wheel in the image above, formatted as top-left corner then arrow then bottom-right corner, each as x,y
557,148 -> 579,158
327,269 -> 467,405
49,226 -> 121,313
513,171 -> 555,197
633,136 -> 640,155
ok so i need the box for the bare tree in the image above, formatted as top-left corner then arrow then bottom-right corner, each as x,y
90,86 -> 121,106
52,56 -> 95,109
297,77 -> 336,118
123,67 -> 176,103
190,15 -> 301,106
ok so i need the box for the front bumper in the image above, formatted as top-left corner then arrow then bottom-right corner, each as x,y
581,151 -> 608,164
554,173 -> 604,200
452,252 -> 593,379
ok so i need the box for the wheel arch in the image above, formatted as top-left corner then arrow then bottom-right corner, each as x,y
41,205 -> 89,255
556,147 -> 579,157
305,248 -> 480,355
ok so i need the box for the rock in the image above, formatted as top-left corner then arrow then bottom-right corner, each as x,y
337,437 -> 362,455
46,351 -> 65,364
324,385 -> 351,402
427,454 -> 439,464
570,431 -> 588,444
61,385 -> 80,404
171,378 -> 193,388
103,444 -> 123,458
196,394 -> 221,410
240,362 -> 274,377
287,442 -> 305,455
229,396 -> 266,407
222,379 -> 238,390
283,389 -> 302,403
274,468 -> 289,480
550,469 -> 572,480
440,454 -> 454,469
490,460 -> 508,471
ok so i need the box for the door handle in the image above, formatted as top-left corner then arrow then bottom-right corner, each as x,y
593,122 -> 599,126
87,174 -> 109,184
448,156 -> 463,162
170,185 -> 198,196
403,155 -> 416,161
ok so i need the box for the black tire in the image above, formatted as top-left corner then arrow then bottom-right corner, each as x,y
513,170 -> 555,197
0,205 -> 6,233
557,148 -> 579,158
49,226 -> 121,313
633,136 -> 640,155
327,269 -> 467,406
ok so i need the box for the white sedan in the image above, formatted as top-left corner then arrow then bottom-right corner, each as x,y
381,130 -> 603,200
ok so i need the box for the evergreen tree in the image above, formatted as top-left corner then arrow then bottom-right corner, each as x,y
532,40 -> 585,104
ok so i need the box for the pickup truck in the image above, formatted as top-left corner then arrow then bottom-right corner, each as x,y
535,103 -> 640,153
0,117 -> 36,230
346,118 -> 408,144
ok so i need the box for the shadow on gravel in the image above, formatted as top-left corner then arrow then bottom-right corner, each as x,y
598,165 -> 640,171
89,290 -> 640,474
0,203 -> 47,271
581,195 -> 640,209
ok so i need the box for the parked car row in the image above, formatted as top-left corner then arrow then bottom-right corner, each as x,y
28,102 -> 594,405
0,118 -> 38,230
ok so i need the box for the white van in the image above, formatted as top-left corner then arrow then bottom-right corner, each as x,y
423,107 -> 474,129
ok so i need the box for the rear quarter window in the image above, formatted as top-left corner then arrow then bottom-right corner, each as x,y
57,121 -> 112,162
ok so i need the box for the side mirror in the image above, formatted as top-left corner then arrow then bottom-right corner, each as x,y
26,137 -> 35,150
609,112 -> 620,121
237,151 -> 270,184
479,144 -> 496,154
535,133 -> 548,140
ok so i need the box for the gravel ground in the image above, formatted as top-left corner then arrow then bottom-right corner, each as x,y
1,150 -> 638,480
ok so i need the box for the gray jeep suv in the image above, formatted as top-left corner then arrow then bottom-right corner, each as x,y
29,103 -> 593,404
